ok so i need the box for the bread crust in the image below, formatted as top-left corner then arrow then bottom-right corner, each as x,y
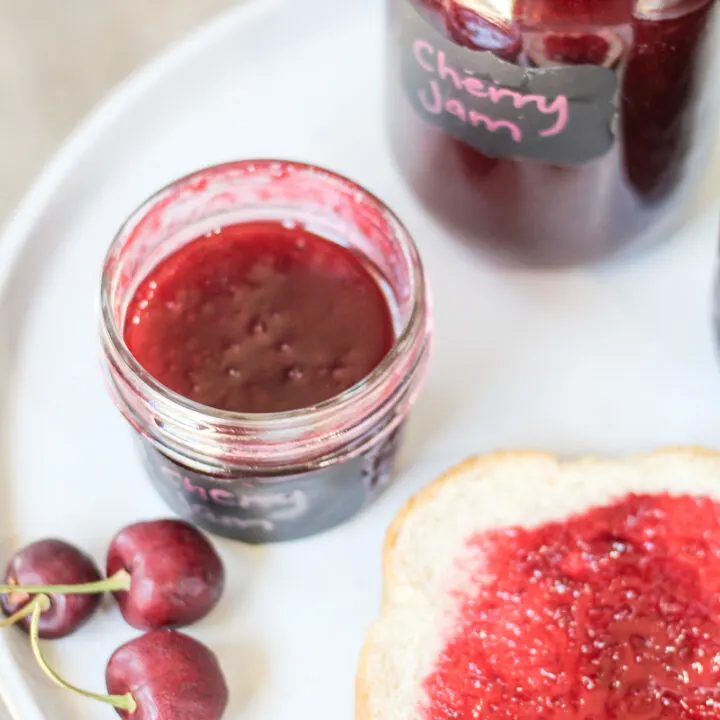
355,446 -> 720,720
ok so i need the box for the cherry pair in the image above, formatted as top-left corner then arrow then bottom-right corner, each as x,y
0,519 -> 228,719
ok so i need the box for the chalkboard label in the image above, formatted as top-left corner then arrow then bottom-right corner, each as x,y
395,0 -> 619,165
137,427 -> 404,544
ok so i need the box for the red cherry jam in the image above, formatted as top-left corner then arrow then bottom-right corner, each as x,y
389,0 -> 719,265
423,493 -> 720,718
124,221 -> 395,414
101,161 -> 431,544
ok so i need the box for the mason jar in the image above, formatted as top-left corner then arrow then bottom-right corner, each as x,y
387,0 -> 720,265
99,160 -> 432,544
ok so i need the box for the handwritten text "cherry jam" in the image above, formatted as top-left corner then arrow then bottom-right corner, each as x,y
414,40 -> 568,142
395,0 -> 618,165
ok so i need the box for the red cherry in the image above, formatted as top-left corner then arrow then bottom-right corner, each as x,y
445,1 -> 523,62
527,29 -> 625,68
107,519 -> 225,631
106,630 -> 229,719
1,540 -> 102,639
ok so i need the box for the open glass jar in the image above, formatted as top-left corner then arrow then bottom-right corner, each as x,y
387,0 -> 720,265
100,160 -> 432,544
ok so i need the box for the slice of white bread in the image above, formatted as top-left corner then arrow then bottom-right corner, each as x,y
356,447 -> 720,720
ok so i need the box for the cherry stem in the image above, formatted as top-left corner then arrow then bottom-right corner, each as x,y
0,599 -> 39,629
0,569 -> 131,597
29,595 -> 137,714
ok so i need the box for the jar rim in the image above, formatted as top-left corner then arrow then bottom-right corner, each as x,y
100,158 -> 430,431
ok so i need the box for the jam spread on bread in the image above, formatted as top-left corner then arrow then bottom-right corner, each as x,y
423,493 -> 720,718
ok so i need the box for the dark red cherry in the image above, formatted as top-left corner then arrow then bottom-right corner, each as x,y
107,519 -> 225,631
445,1 -> 523,62
527,29 -> 625,68
1,539 -> 103,639
106,629 -> 229,719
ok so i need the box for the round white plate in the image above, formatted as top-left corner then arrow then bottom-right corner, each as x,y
2,0 -> 720,717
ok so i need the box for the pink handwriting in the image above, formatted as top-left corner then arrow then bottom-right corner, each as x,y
191,505 -> 275,533
161,467 -> 308,523
413,40 -> 568,140
420,81 -> 522,141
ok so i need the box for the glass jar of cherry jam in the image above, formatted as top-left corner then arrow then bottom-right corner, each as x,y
99,160 -> 432,544
388,0 -> 720,265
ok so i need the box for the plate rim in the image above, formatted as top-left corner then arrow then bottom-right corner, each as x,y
0,2 -> 285,717
0,0 -> 285,293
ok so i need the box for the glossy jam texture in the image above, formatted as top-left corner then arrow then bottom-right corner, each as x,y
390,0 -> 717,264
423,493 -> 720,718
124,222 -> 395,414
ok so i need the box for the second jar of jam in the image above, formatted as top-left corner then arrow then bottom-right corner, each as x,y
387,0 -> 720,265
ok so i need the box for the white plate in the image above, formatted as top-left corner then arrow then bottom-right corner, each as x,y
2,0 -> 720,717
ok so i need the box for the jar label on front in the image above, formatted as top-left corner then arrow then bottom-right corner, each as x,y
137,428 -> 404,544
395,0 -> 619,165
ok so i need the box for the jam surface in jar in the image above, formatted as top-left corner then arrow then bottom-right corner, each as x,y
423,493 -> 720,718
389,0 -> 719,265
124,221 -> 395,413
